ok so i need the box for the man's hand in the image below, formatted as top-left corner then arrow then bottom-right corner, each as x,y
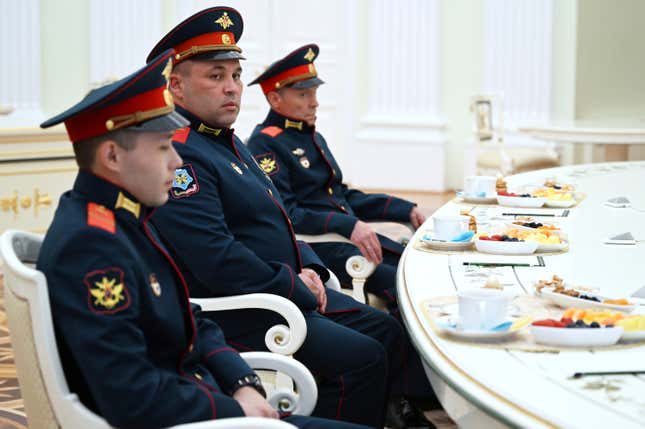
350,221 -> 383,264
410,206 -> 426,230
298,268 -> 327,312
233,386 -> 278,418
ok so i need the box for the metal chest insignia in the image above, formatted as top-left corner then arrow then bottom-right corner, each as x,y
84,268 -> 130,314
171,164 -> 199,199
231,162 -> 244,175
149,273 -> 161,297
291,148 -> 305,156
299,156 -> 310,168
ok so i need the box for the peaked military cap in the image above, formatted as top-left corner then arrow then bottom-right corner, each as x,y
147,6 -> 244,64
249,43 -> 325,94
41,50 -> 188,143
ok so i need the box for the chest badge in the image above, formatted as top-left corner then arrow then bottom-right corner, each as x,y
291,148 -> 305,156
231,162 -> 244,175
299,156 -> 310,169
149,273 -> 162,297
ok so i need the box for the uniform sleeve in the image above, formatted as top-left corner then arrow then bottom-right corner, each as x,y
297,241 -> 330,283
193,304 -> 255,393
342,183 -> 416,222
44,230 -> 244,429
249,133 -> 358,238
152,151 -> 317,310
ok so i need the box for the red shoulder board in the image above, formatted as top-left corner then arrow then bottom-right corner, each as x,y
261,126 -> 283,138
172,127 -> 191,144
87,202 -> 116,234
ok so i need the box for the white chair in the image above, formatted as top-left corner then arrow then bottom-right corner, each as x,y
297,221 -> 414,306
0,230 -> 319,429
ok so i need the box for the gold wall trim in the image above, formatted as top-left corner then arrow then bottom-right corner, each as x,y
0,126 -> 68,144
0,149 -> 73,158
0,167 -> 77,177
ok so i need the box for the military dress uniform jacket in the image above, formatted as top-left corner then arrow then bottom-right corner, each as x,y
151,107 -> 360,339
247,110 -> 416,246
37,171 -> 254,429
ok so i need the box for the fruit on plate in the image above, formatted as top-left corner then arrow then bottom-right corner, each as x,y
561,308 -> 626,326
615,315 -> 645,331
532,187 -> 574,201
477,234 -> 523,242
602,298 -> 631,306
543,179 -> 575,191
505,228 -> 561,244
497,191 -> 535,198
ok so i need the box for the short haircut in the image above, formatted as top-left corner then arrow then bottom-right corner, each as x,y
172,60 -> 193,77
73,129 -> 137,169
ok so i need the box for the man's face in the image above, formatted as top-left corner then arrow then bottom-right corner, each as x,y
170,59 -> 243,128
118,131 -> 182,207
271,86 -> 319,126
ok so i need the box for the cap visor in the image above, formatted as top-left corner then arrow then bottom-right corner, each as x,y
290,77 -> 325,89
191,51 -> 246,61
127,111 -> 189,133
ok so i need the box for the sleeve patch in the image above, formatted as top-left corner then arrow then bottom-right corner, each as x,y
261,126 -> 283,138
87,203 -> 116,234
172,127 -> 191,144
254,152 -> 279,176
84,267 -> 131,314
170,163 -> 200,199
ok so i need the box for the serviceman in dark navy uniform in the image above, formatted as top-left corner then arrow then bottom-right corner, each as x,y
146,7 -> 431,428
247,44 -> 442,428
37,50 -> 366,429
246,44 -> 427,313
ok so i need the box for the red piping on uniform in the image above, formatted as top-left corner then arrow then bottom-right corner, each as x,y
323,212 -> 335,233
336,375 -> 345,419
226,340 -> 253,352
311,132 -> 348,214
381,196 -> 393,218
321,308 -> 361,315
183,377 -> 217,418
204,347 -> 238,359
142,213 -> 197,374
229,131 -> 243,161
267,191 -> 303,270
383,289 -> 396,303
282,263 -> 296,300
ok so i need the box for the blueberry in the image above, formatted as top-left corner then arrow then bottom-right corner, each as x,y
606,324 -> 614,328
501,235 -> 509,241
554,185 -> 561,190
536,223 -> 543,227
590,322 -> 600,328
575,319 -> 586,327
566,323 -> 577,328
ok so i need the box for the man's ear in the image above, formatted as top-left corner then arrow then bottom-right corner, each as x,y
266,91 -> 281,110
95,140 -> 121,173
169,72 -> 184,103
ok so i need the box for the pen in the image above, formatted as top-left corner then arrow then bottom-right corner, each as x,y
571,370 -> 645,379
502,213 -> 556,217
462,262 -> 533,267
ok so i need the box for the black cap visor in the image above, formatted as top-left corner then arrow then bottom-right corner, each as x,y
127,111 -> 189,133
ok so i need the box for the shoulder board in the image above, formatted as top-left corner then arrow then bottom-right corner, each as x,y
261,126 -> 283,138
87,202 -> 116,234
172,127 -> 191,144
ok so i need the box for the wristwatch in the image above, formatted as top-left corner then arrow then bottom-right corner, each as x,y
229,374 -> 266,398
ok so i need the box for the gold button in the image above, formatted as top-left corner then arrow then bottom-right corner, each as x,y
194,373 -> 202,380
268,189 -> 273,196
328,188 -> 333,195
188,344 -> 193,352
341,205 -> 346,210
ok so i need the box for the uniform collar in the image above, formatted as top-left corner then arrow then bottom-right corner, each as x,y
74,169 -> 148,223
175,105 -> 234,141
263,109 -> 314,133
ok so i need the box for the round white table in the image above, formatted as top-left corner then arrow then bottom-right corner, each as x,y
397,161 -> 645,428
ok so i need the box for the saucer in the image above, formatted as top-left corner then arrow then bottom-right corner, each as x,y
456,192 -> 498,204
434,315 -> 524,341
420,232 -> 474,251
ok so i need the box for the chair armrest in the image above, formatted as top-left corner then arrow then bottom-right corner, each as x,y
171,417 -> 297,429
190,294 -> 306,355
241,352 -> 317,416
345,256 -> 376,303
325,269 -> 341,292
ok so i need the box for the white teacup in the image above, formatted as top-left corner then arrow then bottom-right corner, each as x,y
464,175 -> 497,197
458,289 -> 510,331
433,215 -> 469,241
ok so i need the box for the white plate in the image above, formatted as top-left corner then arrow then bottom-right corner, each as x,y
538,289 -> 636,313
456,192 -> 498,204
530,325 -> 623,347
620,330 -> 645,342
434,315 -> 523,341
475,239 -> 538,255
497,195 -> 547,208
438,303 -> 521,317
545,199 -> 577,208
534,239 -> 569,253
419,236 -> 474,251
